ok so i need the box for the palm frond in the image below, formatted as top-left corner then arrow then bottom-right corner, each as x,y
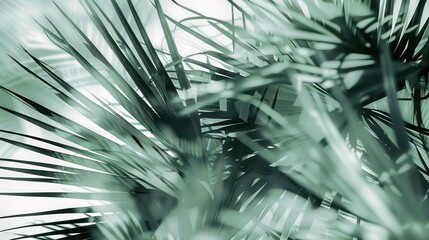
2,0 -> 429,239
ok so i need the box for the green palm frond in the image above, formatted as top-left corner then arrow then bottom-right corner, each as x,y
2,0 -> 429,239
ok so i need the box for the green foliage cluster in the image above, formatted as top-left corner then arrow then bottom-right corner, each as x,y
1,0 -> 429,239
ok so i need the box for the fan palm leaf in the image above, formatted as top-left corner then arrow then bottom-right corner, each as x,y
2,0 -> 429,239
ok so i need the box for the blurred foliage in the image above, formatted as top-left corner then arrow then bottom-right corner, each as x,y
1,0 -> 429,239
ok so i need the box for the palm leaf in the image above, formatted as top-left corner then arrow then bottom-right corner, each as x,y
2,0 -> 429,239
